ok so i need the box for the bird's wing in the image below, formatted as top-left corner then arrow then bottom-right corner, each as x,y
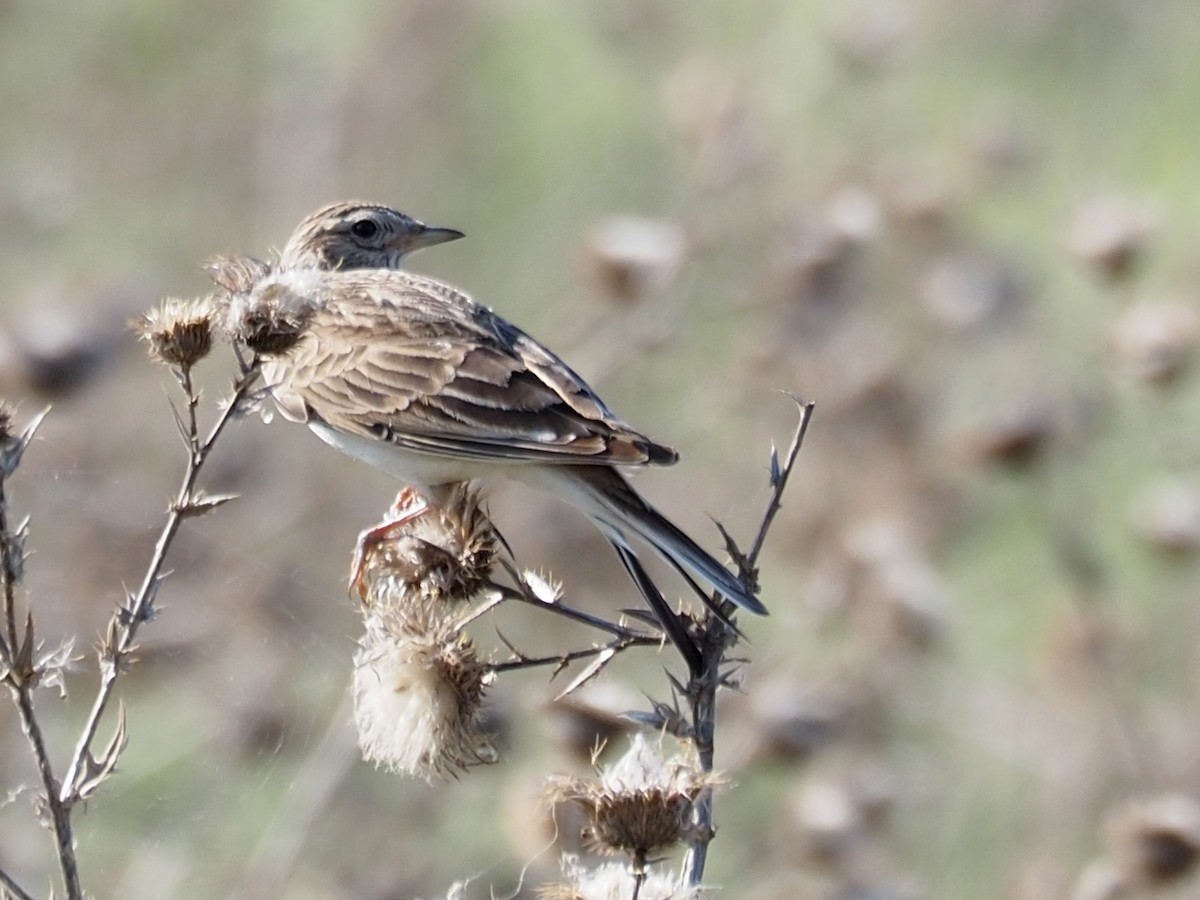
266,271 -> 678,467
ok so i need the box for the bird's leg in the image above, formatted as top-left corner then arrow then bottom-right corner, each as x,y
349,486 -> 430,602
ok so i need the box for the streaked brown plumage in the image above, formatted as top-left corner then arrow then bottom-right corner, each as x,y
279,201 -> 464,271
242,202 -> 764,615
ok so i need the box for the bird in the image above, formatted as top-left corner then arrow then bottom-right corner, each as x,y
248,201 -> 765,616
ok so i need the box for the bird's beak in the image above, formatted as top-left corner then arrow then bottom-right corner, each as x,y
397,224 -> 465,254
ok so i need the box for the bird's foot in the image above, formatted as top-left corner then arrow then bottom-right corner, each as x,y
349,486 -> 430,602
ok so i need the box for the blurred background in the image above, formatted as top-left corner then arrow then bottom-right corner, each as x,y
3,0 -> 1200,897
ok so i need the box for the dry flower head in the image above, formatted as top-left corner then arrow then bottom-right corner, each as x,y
204,254 -> 272,296
546,733 -> 718,858
1107,794 -> 1200,888
224,270 -> 319,355
1107,299 -> 1200,385
135,296 -> 217,370
355,485 -> 497,611
352,606 -> 496,781
1068,195 -> 1159,280
583,216 -> 686,302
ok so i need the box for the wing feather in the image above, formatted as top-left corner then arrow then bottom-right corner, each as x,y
264,270 -> 678,466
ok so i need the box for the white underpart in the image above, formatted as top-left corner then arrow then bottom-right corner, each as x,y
308,420 -> 525,495
308,419 -> 738,602
308,419 -> 624,532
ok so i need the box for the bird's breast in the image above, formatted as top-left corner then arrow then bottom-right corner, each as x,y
306,420 -> 501,492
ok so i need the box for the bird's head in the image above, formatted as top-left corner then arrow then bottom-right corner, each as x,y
279,202 -> 464,271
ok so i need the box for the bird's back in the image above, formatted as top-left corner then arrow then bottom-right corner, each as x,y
260,267 -> 679,469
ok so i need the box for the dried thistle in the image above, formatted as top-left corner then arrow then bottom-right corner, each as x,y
352,606 -> 496,780
134,296 -> 216,370
546,733 -> 718,859
538,856 -> 704,900
1107,299 -> 1200,385
203,254 -> 272,296
1068,195 -> 1158,281
1107,794 -> 1200,888
223,271 -> 318,355
354,485 -> 497,611
583,216 -> 686,303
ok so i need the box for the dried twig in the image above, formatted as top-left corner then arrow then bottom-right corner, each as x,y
682,399 -> 815,886
488,634 -> 659,676
58,361 -> 262,811
488,567 -> 662,642
0,862 -> 36,900
0,410 -> 82,900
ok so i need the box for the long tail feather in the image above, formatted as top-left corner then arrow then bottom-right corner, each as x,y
555,466 -> 768,615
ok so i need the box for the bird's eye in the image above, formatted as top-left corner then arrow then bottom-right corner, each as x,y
350,219 -> 380,240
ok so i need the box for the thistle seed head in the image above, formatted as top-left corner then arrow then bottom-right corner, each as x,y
1108,794 -> 1200,888
546,733 -> 718,858
223,272 -> 319,356
352,607 -> 497,781
203,254 -> 272,296
356,485 -> 498,612
135,296 -> 217,370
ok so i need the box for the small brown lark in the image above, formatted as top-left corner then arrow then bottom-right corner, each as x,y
234,201 -> 764,615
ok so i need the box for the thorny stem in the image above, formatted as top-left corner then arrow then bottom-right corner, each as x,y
488,576 -> 661,642
0,501 -> 13,670
0,414 -> 82,900
488,634 -> 660,674
59,360 -> 262,809
8,686 -> 76,899
683,400 -> 814,887
0,862 -> 36,900
746,397 -> 815,570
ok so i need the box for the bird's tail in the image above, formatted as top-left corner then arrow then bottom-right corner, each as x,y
539,465 -> 768,616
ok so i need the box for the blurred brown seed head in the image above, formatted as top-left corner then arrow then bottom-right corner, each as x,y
1130,477 -> 1200,554
955,401 -> 1055,467
583,216 -> 686,303
826,185 -> 884,246
2,291 -> 121,397
922,254 -> 1026,331
1068,196 -> 1159,281
1107,299 -> 1200,385
1107,794 -> 1200,888
828,0 -> 912,73
880,160 -> 955,229
969,110 -> 1041,179
789,776 -> 863,866
135,296 -> 217,370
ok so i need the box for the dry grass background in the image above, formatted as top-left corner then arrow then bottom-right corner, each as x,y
3,0 -> 1200,897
